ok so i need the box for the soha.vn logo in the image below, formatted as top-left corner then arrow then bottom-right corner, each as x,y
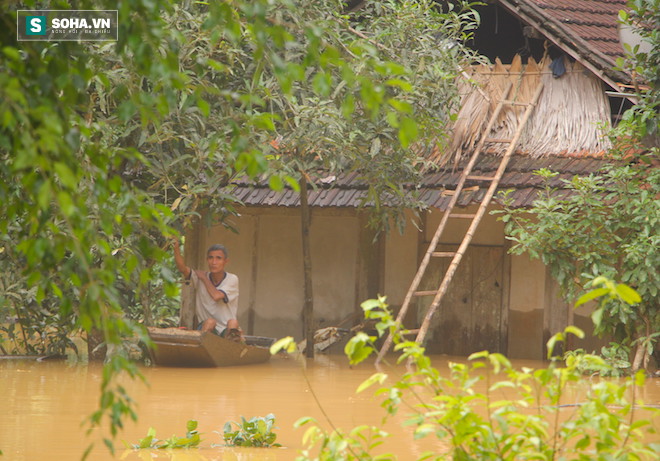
51,17 -> 112,29
18,10 -> 118,41
25,16 -> 47,35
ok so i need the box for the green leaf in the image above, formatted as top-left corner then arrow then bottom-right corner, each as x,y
563,325 -> 585,339
54,162 -> 78,189
387,97 -> 413,114
269,175 -> 283,191
361,299 -> 383,311
398,117 -> 418,148
312,72 -> 332,97
270,336 -> 296,355
293,416 -> 315,428
468,350 -> 489,361
575,287 -> 610,307
634,370 -> 646,387
197,98 -> 210,117
546,332 -> 564,359
138,434 -> 154,449
575,435 -> 590,450
2,46 -> 21,61
615,283 -> 641,305
57,191 -> 76,216
37,181 -> 52,210
414,424 -> 435,440
284,175 -> 300,192
341,93 -> 355,118
591,307 -> 604,328
344,332 -> 374,365
186,420 -> 198,433
356,372 -> 387,394
385,79 -> 413,92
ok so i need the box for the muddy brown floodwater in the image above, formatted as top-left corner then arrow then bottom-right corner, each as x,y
1,354 -> 659,460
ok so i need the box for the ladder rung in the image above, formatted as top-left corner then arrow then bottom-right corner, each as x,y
502,100 -> 530,106
431,251 -> 456,257
484,138 -> 513,143
449,213 -> 476,219
467,175 -> 495,181
442,185 -> 479,196
414,290 -> 438,297
401,329 -> 420,335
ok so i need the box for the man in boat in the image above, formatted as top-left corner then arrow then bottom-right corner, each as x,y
173,240 -> 243,342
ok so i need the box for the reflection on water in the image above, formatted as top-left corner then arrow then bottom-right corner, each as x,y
1,354 -> 659,460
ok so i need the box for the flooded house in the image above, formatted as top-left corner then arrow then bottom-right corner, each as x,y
181,0 -> 637,360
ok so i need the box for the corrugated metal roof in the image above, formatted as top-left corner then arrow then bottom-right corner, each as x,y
227,154 -> 609,210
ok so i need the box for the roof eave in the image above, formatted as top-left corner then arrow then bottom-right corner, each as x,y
496,0 -> 632,92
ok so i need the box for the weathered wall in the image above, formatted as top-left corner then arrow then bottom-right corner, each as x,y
187,204 -> 604,359
505,240 -> 609,359
508,254 -> 546,359
383,209 -> 420,308
190,208 -> 360,339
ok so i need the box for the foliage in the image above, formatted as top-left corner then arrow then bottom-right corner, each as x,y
92,0 -> 481,357
295,418 -> 391,461
498,161 -> 659,372
293,294 -> 659,460
132,416 -> 281,450
564,343 -> 632,378
616,0 -> 660,148
222,413 -> 281,448
257,0 -> 483,232
1,0 -> 186,454
1,0 -> 481,453
496,0 -> 659,373
133,419 -> 201,449
569,277 -> 658,378
0,244 -> 78,356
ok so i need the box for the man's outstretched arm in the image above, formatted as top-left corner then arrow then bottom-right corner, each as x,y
173,239 -> 192,279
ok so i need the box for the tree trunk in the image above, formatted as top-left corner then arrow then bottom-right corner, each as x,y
179,228 -> 199,329
179,278 -> 196,329
631,342 -> 646,373
87,328 -> 107,362
631,318 -> 652,373
300,174 -> 315,359
141,287 -> 154,327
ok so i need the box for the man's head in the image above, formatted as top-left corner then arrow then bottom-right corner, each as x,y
206,244 -> 229,274
207,244 -> 228,258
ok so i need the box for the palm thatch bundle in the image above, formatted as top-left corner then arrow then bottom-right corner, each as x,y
436,55 -> 612,166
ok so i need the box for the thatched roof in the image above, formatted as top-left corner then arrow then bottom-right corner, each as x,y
437,55 -> 612,166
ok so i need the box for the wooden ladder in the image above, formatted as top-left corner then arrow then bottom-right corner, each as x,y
375,80 -> 544,364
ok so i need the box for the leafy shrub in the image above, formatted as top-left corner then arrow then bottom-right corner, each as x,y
133,419 -> 201,449
222,414 -> 281,447
295,419 -> 391,460
284,292 -> 660,460
565,343 -> 632,377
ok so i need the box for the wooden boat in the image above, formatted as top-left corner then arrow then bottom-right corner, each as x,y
147,327 -> 275,367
